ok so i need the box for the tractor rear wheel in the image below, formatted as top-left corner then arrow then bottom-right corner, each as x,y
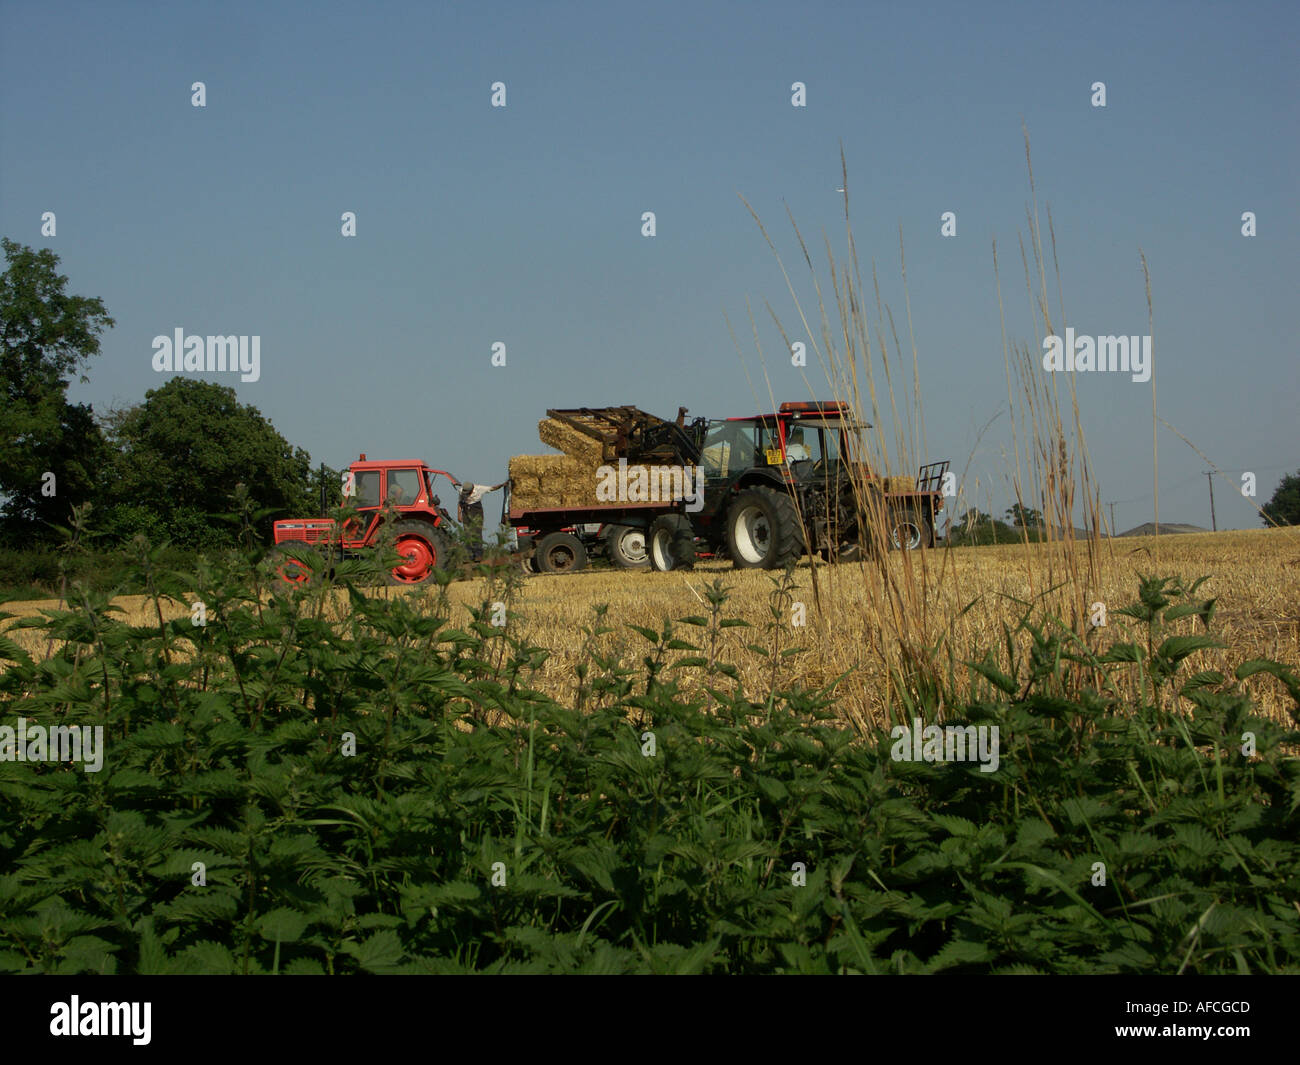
648,515 -> 696,571
887,506 -> 934,551
535,531 -> 588,574
726,486 -> 803,569
606,524 -> 649,570
386,521 -> 450,585
269,541 -> 315,585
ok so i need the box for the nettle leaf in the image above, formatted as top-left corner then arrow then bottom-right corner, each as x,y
1156,634 -> 1223,664
1165,599 -> 1217,629
341,930 -> 405,973
925,936 -> 993,972
567,843 -> 620,894
0,636 -> 34,668
967,658 -> 1017,695
0,950 -> 33,973
1234,660 -> 1300,711
1061,797 -> 1110,827
172,941 -> 237,975
755,776 -> 790,804
1098,643 -> 1143,663
643,936 -> 723,975
257,907 -> 310,944
52,935 -> 118,974
931,814 -> 977,838
1170,824 -> 1218,860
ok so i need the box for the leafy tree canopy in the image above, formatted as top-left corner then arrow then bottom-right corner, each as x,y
1262,471 -> 1299,527
103,377 -> 315,546
1005,504 -> 1044,528
0,238 -> 114,540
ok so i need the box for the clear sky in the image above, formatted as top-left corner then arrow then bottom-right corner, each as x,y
2,0 -> 1295,531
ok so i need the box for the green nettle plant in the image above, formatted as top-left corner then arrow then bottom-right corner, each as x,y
0,541 -> 1296,974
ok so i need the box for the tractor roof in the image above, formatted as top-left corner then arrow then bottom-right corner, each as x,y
727,401 -> 870,426
349,457 -> 459,480
350,456 -> 435,469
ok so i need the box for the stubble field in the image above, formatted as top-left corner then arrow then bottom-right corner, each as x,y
5,528 -> 1297,730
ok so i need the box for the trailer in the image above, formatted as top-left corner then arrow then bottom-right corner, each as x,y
507,402 -> 950,573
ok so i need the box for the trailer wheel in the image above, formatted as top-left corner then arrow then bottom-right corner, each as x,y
535,531 -> 588,574
888,506 -> 933,551
606,524 -> 649,570
726,487 -> 803,569
648,515 -> 696,571
386,521 -> 450,585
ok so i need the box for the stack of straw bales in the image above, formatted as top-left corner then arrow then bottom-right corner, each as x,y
510,419 -> 606,510
509,417 -> 699,512
508,453 -> 601,510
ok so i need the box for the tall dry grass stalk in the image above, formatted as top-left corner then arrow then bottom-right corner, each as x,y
735,132 -> 1134,734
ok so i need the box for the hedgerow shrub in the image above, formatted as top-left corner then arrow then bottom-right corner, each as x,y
0,546 -> 1296,974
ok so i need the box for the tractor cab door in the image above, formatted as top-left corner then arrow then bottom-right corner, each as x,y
341,468 -> 384,543
424,470 -> 455,524
385,467 -> 424,509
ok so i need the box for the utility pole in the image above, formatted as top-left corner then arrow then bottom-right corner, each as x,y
1107,501 -> 1116,537
1204,471 -> 1217,532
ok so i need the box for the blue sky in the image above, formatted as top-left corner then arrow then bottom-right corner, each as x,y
2,0 -> 1295,531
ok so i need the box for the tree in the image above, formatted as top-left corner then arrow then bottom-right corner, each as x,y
0,238 -> 115,542
103,378 -> 316,547
1262,471 -> 1300,527
1005,503 -> 1044,528
946,507 -> 1018,546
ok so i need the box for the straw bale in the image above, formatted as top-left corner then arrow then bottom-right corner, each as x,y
538,418 -> 606,464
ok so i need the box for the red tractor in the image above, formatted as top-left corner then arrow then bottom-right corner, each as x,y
271,455 -> 460,586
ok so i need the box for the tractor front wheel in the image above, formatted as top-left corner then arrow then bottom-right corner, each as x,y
726,487 -> 803,569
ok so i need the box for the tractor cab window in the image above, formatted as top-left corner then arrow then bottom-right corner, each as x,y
353,470 -> 382,508
700,420 -> 758,477
783,425 -> 815,462
387,468 -> 422,506
788,419 -> 844,464
755,422 -> 784,465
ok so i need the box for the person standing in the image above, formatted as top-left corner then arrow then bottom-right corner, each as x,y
452,479 -> 505,559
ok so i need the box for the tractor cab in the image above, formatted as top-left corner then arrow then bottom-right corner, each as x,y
698,401 -> 867,483
339,455 -> 459,541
